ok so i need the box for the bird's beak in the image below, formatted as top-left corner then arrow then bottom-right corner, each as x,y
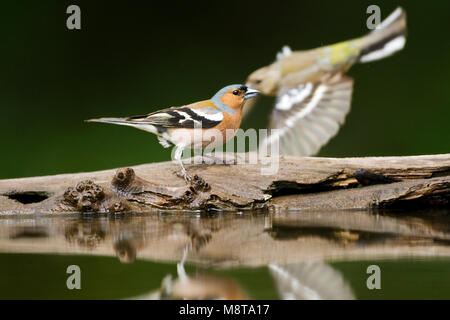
244,88 -> 260,99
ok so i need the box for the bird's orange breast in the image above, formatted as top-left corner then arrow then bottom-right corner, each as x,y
214,109 -> 242,136
198,108 -> 243,149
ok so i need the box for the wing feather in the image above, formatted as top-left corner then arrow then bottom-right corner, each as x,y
87,106 -> 223,131
260,74 -> 354,156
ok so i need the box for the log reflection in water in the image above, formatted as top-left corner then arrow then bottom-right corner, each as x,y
0,210 -> 449,266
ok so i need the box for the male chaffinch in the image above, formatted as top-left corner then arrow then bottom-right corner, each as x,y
87,84 -> 259,182
245,7 -> 407,157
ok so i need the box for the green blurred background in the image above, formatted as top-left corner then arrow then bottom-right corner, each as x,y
1,253 -> 449,299
1,0 -> 449,179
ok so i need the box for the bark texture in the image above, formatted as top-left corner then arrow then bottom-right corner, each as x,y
0,153 -> 449,213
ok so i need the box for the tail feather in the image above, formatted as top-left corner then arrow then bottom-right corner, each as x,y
85,117 -> 160,134
358,7 -> 407,63
85,117 -> 131,125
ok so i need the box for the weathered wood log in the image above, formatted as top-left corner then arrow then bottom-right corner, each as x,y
0,153 -> 449,213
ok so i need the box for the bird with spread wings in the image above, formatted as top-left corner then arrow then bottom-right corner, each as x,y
245,7 -> 407,156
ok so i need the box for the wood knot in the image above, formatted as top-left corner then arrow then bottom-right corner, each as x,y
109,200 -> 129,213
63,180 -> 105,212
112,168 -> 136,191
65,223 -> 105,249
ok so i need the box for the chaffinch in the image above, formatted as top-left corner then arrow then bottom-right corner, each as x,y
245,7 -> 407,157
87,84 -> 259,182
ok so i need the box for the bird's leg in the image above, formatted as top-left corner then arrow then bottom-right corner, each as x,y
176,242 -> 191,282
174,146 -> 192,183
177,159 -> 192,182
173,147 -> 211,193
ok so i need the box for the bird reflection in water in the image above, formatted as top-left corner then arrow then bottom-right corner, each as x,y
135,244 -> 247,300
269,263 -> 354,300
133,243 -> 354,300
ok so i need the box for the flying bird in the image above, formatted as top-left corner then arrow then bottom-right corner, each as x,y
86,85 -> 259,182
246,7 -> 407,156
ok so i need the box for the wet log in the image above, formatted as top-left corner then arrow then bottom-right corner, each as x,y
0,153 -> 449,213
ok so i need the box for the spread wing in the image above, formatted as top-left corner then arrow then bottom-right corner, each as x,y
259,74 -> 353,156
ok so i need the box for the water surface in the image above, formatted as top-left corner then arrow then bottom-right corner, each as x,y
0,209 -> 449,299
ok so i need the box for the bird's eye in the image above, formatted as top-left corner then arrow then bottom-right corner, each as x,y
232,90 -> 239,95
256,79 -> 262,84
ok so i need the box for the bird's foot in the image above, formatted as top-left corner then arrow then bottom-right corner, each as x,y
175,161 -> 210,193
189,174 -> 210,192
176,170 -> 193,183
180,175 -> 211,204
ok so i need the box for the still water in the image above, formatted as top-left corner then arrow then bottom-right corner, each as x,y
0,209 -> 449,299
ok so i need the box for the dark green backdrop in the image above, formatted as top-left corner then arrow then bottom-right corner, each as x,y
1,0 -> 449,178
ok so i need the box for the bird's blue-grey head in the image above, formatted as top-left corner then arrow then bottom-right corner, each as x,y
211,84 -> 259,114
